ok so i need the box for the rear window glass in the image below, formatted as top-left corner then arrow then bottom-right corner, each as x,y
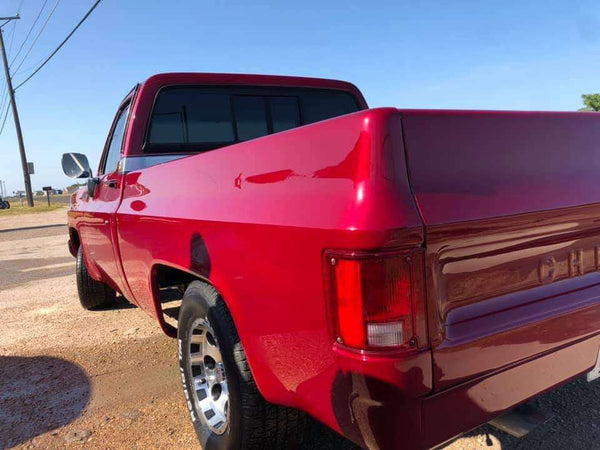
145,86 -> 360,153
233,96 -> 268,141
149,91 -> 234,145
301,91 -> 359,125
270,96 -> 300,132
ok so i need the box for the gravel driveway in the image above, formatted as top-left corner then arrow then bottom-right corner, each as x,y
0,209 -> 598,449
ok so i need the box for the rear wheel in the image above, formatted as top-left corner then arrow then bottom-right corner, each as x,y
4,201 -> 9,209
178,281 -> 307,449
75,245 -> 115,310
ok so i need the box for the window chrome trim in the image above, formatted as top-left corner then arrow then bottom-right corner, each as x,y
119,154 -> 189,174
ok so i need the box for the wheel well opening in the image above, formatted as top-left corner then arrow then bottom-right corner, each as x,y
153,264 -> 200,332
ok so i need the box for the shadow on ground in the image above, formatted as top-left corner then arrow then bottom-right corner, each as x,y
302,419 -> 360,449
97,295 -> 137,311
448,377 -> 600,449
0,355 -> 91,448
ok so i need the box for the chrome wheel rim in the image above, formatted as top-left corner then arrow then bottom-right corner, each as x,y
188,318 -> 229,434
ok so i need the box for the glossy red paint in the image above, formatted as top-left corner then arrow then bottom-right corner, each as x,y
66,74 -> 600,449
115,107 -> 428,437
422,333 -> 600,448
68,88 -> 137,297
401,110 -> 600,392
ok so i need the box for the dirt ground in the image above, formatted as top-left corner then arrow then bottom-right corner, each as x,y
0,209 -> 598,449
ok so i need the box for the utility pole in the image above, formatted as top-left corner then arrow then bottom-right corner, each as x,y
0,15 -> 34,207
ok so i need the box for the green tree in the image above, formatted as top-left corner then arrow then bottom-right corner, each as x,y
580,94 -> 600,111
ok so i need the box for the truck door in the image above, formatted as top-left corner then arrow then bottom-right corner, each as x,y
76,101 -> 131,294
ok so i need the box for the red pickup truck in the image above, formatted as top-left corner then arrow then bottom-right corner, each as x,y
62,73 -> 600,449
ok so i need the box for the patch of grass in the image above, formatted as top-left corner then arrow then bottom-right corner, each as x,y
0,202 -> 66,216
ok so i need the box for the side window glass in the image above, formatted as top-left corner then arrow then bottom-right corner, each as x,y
270,97 -> 300,133
101,104 -> 130,174
232,96 -> 268,141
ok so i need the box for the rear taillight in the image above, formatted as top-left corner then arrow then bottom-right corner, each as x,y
325,249 -> 427,351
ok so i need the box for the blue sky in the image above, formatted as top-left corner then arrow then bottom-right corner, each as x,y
0,0 -> 599,193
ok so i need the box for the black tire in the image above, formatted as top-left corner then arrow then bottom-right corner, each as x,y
4,201 -> 9,209
75,245 -> 115,310
178,281 -> 307,450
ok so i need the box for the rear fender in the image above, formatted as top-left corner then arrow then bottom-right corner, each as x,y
117,108 -> 425,421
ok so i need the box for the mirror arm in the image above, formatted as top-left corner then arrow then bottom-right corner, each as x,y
87,177 -> 100,198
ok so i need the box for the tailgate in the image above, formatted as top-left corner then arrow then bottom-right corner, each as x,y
400,110 -> 600,390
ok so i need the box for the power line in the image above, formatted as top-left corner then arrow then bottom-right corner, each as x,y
0,85 -> 9,119
0,1 -> 24,126
0,0 -> 23,137
14,0 -> 101,91
6,21 -> 17,58
11,0 -> 60,76
10,0 -> 49,67
0,67 -> 7,112
7,0 -> 24,57
0,98 -> 12,135
0,80 -> 9,118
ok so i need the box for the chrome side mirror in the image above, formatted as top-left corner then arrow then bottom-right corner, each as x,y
62,153 -> 92,179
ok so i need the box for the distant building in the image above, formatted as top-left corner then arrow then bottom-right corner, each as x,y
64,183 -> 85,194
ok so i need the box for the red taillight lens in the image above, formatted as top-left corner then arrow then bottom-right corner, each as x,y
326,249 -> 427,351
